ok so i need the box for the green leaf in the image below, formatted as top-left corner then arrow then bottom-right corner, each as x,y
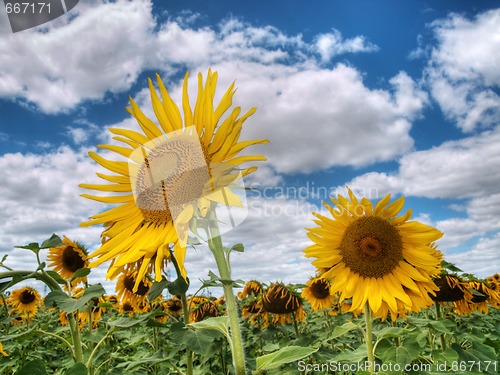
166,276 -> 190,295
69,268 -> 91,282
330,321 -> 359,339
44,284 -> 105,313
229,243 -> 244,252
40,234 -> 63,249
147,277 -> 169,301
441,260 -> 462,272
374,326 -> 411,340
184,328 -> 217,355
64,363 -> 87,375
188,316 -> 231,342
382,345 -> 412,367
45,270 -> 67,285
107,315 -> 149,328
333,344 -> 368,362
15,242 -> 40,253
16,359 -> 48,375
255,346 -> 318,373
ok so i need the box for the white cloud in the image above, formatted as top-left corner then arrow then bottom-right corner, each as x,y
347,126 -> 500,199
425,9 -> 500,132
314,29 -> 379,62
0,0 -> 383,115
445,232 -> 500,278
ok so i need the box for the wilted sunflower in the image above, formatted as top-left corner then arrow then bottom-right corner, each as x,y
431,274 -> 471,303
9,286 -> 41,317
47,236 -> 88,285
304,188 -> 443,318
115,270 -> 151,308
190,300 -> 219,322
262,283 -> 305,325
454,281 -> 500,315
80,70 -> 268,288
301,277 -> 336,311
165,298 -> 183,317
238,280 -> 263,299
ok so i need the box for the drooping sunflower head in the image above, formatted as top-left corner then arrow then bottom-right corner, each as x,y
80,70 -> 268,284
304,187 -> 444,318
301,277 -> 336,311
262,283 -> 305,323
47,236 -> 88,284
238,280 -> 264,299
431,274 -> 470,302
9,286 -> 41,316
190,301 -> 219,323
166,298 -> 183,317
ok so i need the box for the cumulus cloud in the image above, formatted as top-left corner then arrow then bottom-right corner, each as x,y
445,232 -> 500,278
0,0 -> 383,115
425,9 -> 500,132
346,127 -> 500,199
314,29 -> 379,62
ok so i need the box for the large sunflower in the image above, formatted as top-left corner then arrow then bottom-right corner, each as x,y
9,286 -> 41,316
47,236 -> 88,285
304,188 -> 443,318
80,70 -> 268,288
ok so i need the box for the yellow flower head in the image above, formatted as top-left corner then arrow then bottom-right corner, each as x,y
47,236 -> 88,285
80,70 -> 268,285
9,286 -> 41,317
304,187 -> 443,319
301,277 -> 336,311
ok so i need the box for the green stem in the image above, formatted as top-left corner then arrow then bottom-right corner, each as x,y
435,301 -> 447,352
87,327 -> 115,370
364,303 -> 375,374
207,222 -> 246,375
68,312 -> 84,363
292,312 -> 300,338
180,293 -> 194,375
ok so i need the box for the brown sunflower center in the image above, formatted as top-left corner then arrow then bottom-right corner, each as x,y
431,275 -> 465,302
62,246 -> 85,273
20,290 -> 36,305
135,137 -> 211,224
340,216 -> 403,278
310,279 -> 331,299
262,284 -> 302,314
123,275 -> 149,296
122,302 -> 134,312
167,300 -> 182,312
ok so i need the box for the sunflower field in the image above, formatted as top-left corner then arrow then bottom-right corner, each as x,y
1,71 -> 499,374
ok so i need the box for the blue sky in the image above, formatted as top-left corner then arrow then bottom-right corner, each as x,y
0,0 -> 499,293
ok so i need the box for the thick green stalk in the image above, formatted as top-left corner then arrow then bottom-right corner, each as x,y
435,301 -> 447,352
364,303 -> 375,374
207,222 -> 246,375
180,293 -> 194,375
